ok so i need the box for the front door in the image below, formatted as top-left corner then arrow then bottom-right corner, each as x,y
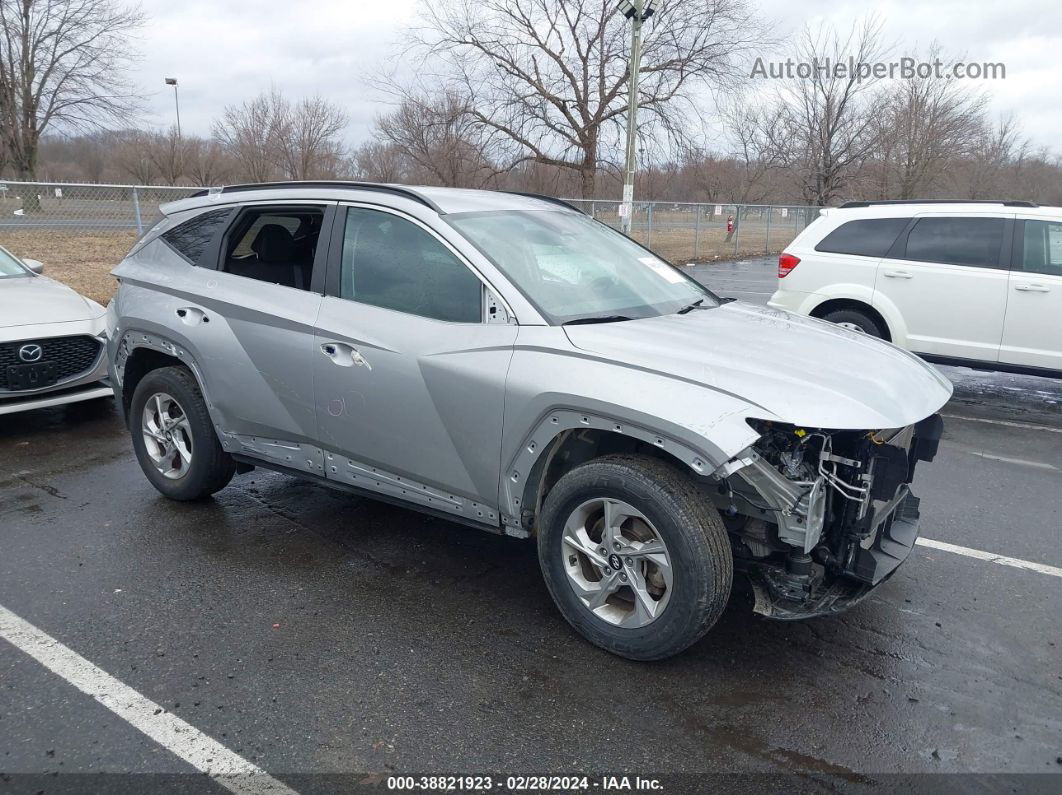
1000,218 -> 1062,371
874,214 -> 1010,361
313,205 -> 518,523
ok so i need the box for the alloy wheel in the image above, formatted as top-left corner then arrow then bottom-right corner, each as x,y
560,498 -> 674,628
141,392 -> 193,480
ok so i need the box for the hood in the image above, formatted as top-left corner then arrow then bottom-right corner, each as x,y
0,275 -> 102,329
564,302 -> 953,430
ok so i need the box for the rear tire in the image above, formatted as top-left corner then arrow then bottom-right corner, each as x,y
129,366 -> 235,501
822,307 -> 885,338
538,454 -> 732,661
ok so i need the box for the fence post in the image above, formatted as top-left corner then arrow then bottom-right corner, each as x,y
131,186 -> 143,236
646,202 -> 653,248
733,205 -> 741,256
765,207 -> 772,254
693,205 -> 701,261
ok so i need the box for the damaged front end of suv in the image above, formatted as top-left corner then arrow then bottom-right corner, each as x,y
709,414 -> 944,619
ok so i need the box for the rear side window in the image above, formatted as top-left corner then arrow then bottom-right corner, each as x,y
160,209 -> 232,264
221,206 -> 325,291
815,218 -> 910,257
1019,220 -> 1062,277
903,217 -> 1005,268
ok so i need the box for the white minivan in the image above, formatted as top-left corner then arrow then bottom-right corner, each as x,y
768,201 -> 1062,376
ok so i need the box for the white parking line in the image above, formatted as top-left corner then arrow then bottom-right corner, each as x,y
0,604 -> 297,795
942,414 -> 1062,434
917,538 -> 1062,578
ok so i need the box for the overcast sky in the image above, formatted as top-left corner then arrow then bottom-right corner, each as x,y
134,0 -> 1062,152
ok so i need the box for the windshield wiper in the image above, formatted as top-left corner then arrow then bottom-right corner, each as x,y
676,299 -> 705,314
562,315 -> 634,326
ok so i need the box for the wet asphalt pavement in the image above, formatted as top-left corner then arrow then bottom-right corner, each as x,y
1,257 -> 1060,790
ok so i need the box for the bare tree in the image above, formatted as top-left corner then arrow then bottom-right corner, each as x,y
273,95 -> 348,180
765,17 -> 888,205
213,90 -> 282,183
0,0 -> 143,191
871,47 -> 987,199
353,141 -> 410,182
183,137 -> 231,186
145,127 -> 188,184
409,0 -> 764,198
113,130 -> 158,184
214,89 -> 348,182
948,115 -> 1027,200
376,91 -> 499,187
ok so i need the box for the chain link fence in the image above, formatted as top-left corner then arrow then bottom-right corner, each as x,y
0,181 -> 199,303
564,200 -> 821,263
0,180 -> 821,304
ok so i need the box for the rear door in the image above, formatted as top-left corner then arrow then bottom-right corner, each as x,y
313,204 -> 518,522
167,201 -> 335,463
1000,217 -> 1062,371
873,214 -> 1011,361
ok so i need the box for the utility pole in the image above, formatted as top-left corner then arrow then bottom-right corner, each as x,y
165,77 -> 181,137
618,0 -> 655,235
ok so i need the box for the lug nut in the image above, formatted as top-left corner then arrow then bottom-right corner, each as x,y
603,567 -> 611,575
613,542 -> 622,550
625,557 -> 633,566
620,573 -> 628,582
599,547 -> 607,555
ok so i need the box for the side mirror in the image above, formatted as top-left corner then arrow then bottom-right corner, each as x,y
22,258 -> 44,274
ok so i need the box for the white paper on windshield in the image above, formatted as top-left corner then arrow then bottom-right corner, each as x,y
639,256 -> 684,284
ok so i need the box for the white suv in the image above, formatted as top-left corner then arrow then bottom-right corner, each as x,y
768,201 -> 1062,376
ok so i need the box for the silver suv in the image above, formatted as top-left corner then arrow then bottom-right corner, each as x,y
107,182 -> 952,660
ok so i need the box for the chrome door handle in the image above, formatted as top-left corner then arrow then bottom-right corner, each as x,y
883,270 -> 913,279
1014,283 -> 1050,292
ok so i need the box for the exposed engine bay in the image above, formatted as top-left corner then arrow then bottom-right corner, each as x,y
709,414 -> 944,618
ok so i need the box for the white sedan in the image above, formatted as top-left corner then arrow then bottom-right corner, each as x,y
0,245 -> 112,415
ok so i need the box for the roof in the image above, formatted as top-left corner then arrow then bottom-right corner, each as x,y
163,182 -> 581,217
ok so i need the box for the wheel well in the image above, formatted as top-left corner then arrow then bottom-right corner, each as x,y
120,348 -> 187,418
520,429 -> 692,535
809,298 -> 891,341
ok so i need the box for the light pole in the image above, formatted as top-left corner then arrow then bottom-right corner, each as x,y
617,0 -> 655,235
164,77 -> 181,137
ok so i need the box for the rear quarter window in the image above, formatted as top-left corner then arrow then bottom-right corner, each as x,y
814,218 -> 910,257
160,208 -> 233,265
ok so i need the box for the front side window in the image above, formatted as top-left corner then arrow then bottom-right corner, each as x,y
447,210 -> 716,324
339,208 -> 482,323
1020,220 -> 1062,277
221,206 -> 324,290
903,217 -> 1005,268
815,218 -> 910,257
0,247 -> 29,278
160,208 -> 232,265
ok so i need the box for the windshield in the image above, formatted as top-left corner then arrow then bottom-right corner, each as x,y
447,210 -> 718,324
0,247 -> 29,278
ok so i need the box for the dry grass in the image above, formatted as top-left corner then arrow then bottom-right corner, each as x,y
0,221 -> 800,306
1,230 -> 134,305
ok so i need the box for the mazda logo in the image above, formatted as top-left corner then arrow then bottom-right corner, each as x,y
18,344 -> 43,362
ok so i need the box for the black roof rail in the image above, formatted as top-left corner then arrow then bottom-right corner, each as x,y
506,192 -> 584,213
187,181 -> 443,212
839,199 -> 1039,209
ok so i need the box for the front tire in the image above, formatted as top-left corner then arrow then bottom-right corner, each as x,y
129,366 -> 235,501
538,454 -> 732,661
